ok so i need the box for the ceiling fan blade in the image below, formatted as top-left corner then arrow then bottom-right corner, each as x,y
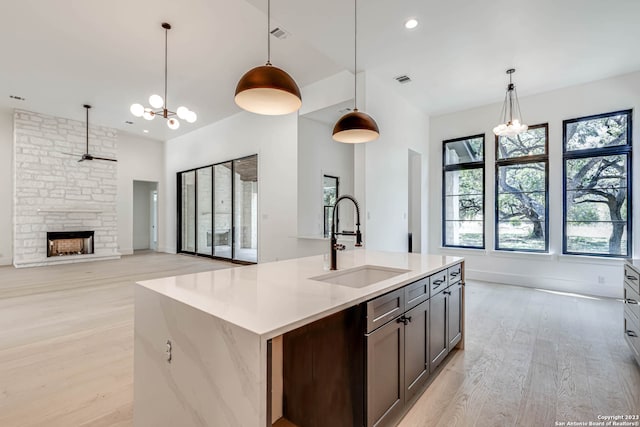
91,156 -> 118,162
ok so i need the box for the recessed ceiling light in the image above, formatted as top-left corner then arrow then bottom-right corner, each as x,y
143,130 -> 149,133
405,18 -> 418,30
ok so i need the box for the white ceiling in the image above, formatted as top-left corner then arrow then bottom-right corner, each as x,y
2,0 -> 640,140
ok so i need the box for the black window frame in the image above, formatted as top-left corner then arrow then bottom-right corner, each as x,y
494,123 -> 550,253
442,133 -> 486,249
562,109 -> 633,258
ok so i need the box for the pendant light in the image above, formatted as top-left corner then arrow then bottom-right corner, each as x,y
493,68 -> 527,137
332,0 -> 379,143
130,23 -> 197,129
234,0 -> 302,115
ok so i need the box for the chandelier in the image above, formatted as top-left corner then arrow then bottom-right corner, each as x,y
130,23 -> 197,130
493,68 -> 527,137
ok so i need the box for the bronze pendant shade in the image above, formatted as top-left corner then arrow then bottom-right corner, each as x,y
235,63 -> 302,115
234,0 -> 302,115
332,0 -> 379,143
332,108 -> 379,144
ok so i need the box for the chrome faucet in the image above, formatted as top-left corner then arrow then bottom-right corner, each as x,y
330,195 -> 363,270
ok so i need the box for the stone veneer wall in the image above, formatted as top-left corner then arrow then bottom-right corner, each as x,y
13,109 -> 119,267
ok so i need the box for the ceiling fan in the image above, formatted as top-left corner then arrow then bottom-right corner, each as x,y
64,105 -> 117,162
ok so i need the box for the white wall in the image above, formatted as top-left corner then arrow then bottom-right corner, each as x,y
297,117 -> 354,237
0,108 -> 13,265
361,74 -> 430,253
429,71 -> 640,298
117,132 -> 164,255
164,111 -> 298,263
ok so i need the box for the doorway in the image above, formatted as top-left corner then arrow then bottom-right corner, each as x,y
133,180 -> 158,252
408,150 -> 422,253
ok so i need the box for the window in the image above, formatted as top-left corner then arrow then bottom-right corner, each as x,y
323,175 -> 339,237
563,110 -> 632,257
495,124 -> 549,252
442,134 -> 485,248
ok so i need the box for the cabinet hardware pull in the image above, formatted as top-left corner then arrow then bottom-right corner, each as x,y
451,272 -> 460,277
443,291 -> 451,295
626,298 -> 638,305
626,275 -> 638,281
396,316 -> 411,325
626,330 -> 638,338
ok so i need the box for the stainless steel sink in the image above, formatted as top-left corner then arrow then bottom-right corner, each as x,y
310,265 -> 410,288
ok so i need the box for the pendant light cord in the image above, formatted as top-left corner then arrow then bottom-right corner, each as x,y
267,0 -> 271,65
164,26 -> 168,110
353,0 -> 358,110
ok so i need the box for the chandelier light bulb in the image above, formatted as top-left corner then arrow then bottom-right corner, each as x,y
143,108 -> 155,121
130,103 -> 145,117
167,118 -> 180,130
185,111 -> 197,123
176,106 -> 189,120
149,94 -> 164,109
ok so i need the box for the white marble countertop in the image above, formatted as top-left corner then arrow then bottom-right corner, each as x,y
137,250 -> 463,340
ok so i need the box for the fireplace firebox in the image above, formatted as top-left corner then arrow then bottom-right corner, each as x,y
47,231 -> 95,257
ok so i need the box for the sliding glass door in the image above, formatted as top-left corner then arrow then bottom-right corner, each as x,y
214,162 -> 233,259
178,155 -> 258,263
180,171 -> 196,253
233,156 -> 258,263
196,167 -> 212,256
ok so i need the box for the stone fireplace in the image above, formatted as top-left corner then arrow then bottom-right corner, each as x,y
47,231 -> 95,257
13,109 -> 120,267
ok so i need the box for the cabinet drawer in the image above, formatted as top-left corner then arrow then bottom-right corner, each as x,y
448,263 -> 462,284
366,288 -> 405,333
624,283 -> 640,324
430,270 -> 448,296
624,264 -> 640,294
624,313 -> 640,361
405,276 -> 429,311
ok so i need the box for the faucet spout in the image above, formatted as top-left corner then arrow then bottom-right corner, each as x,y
330,195 -> 363,270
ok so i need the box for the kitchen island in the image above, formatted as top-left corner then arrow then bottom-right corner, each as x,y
134,250 -> 464,427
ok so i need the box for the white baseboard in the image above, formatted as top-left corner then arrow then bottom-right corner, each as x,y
119,248 -> 134,255
467,268 -> 621,299
158,246 -> 177,254
0,256 -> 12,266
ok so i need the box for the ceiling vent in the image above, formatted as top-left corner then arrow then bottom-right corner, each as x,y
394,75 -> 412,84
270,27 -> 290,39
10,95 -> 26,101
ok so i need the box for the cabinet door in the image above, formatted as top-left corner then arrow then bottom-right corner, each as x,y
404,300 -> 429,402
447,282 -> 463,349
429,291 -> 447,372
366,318 -> 405,427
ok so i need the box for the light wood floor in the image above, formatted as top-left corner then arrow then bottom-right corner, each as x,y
0,253 -> 638,427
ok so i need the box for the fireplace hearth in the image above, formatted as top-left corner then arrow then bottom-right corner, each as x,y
47,231 -> 95,257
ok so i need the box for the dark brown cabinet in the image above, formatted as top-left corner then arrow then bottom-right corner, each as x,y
366,316 -> 405,427
447,281 -> 463,349
281,263 -> 464,427
428,289 -> 447,371
404,300 -> 429,402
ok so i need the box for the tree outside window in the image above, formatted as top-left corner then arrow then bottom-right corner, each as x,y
563,110 -> 632,257
496,124 -> 549,252
443,135 -> 485,248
